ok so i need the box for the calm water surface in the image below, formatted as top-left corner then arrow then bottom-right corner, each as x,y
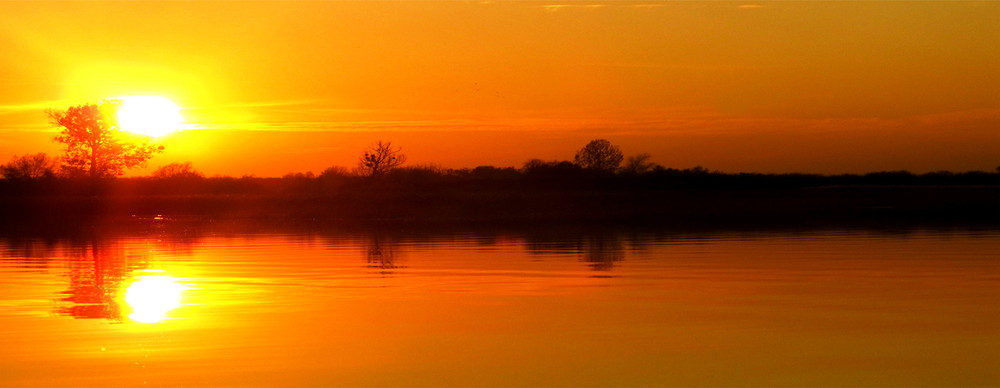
1,227 -> 998,387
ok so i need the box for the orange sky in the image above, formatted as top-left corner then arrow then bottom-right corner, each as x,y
1,1 -> 997,176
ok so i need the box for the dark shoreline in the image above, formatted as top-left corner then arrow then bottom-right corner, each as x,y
3,167 -> 998,235
2,185 -> 997,237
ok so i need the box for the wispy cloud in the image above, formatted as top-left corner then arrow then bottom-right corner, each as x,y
533,2 -> 731,11
0,100 -> 75,114
192,100 -> 320,110
162,102 -> 1000,139
200,119 -> 534,133
539,4 -> 607,12
629,3 -> 664,9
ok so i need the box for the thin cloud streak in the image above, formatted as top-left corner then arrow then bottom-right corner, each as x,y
196,100 -> 320,110
184,107 -> 1000,141
540,4 -> 606,12
534,2 -> 762,11
534,2 -> 670,11
0,100 -> 76,114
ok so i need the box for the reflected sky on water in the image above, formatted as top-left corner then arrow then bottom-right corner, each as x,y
0,227 -> 998,387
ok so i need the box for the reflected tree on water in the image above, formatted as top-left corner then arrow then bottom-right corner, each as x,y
365,235 -> 403,275
59,240 -> 147,321
0,238 -> 60,269
522,231 -> 627,271
522,232 -> 583,255
581,235 -> 626,271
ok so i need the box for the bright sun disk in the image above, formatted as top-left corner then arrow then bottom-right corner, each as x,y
124,274 -> 185,323
116,95 -> 184,137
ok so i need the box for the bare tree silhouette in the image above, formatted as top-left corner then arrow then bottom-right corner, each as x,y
49,100 -> 162,178
574,139 -> 623,172
0,153 -> 58,179
358,141 -> 406,177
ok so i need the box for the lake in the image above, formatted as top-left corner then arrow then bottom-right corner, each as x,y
1,225 -> 998,387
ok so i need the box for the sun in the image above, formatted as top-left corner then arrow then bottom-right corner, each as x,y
124,274 -> 185,323
115,95 -> 184,137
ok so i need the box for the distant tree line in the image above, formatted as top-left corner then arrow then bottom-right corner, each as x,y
3,137 -> 998,197
3,135 -> 998,227
2,99 -> 998,193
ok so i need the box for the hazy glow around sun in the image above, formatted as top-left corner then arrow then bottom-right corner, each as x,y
116,95 -> 184,137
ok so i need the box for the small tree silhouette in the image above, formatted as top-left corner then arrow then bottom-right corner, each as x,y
0,153 -> 59,179
152,162 -> 204,179
620,152 -> 654,175
49,100 -> 162,178
574,139 -> 623,172
358,141 -> 406,177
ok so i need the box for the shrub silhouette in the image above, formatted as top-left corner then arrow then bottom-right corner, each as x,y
620,153 -> 655,175
152,162 -> 204,179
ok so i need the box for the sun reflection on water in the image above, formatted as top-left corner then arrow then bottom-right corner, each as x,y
124,272 -> 185,323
